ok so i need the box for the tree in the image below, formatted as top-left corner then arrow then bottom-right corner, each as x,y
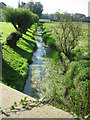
54,12 -> 81,60
20,2 -> 26,8
2,7 -> 39,33
0,2 -> 6,9
25,1 -> 43,18
72,13 -> 86,22
0,2 -> 7,21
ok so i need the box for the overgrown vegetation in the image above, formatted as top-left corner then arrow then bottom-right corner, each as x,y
39,19 -> 89,119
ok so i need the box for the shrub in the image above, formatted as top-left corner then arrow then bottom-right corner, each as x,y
63,60 -> 89,116
46,37 -> 56,48
6,31 -> 22,46
2,7 -> 39,33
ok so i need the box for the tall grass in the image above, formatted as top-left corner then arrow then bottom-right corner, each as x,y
40,20 -> 89,119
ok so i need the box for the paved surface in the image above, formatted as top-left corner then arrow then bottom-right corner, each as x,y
0,83 -> 74,119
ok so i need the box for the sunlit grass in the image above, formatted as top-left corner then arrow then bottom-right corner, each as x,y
0,22 -> 16,43
2,22 -> 37,91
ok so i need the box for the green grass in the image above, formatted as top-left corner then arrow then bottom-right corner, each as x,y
0,22 -> 16,43
1,22 -> 37,91
40,20 -> 89,118
42,21 -> 89,60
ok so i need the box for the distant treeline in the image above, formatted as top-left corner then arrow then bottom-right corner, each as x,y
41,13 -> 89,22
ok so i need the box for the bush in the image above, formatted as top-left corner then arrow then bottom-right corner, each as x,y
2,7 -> 39,33
6,31 -> 22,46
63,60 -> 89,116
46,37 -> 56,48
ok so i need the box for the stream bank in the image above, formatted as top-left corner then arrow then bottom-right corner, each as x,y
23,28 -> 50,100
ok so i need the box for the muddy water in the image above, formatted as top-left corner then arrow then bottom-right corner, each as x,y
23,28 -> 49,100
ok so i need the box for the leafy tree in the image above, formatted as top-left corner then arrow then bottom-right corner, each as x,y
25,1 -> 43,18
54,12 -> 82,60
2,7 -> 39,33
0,2 -> 6,9
20,2 -> 26,8
0,2 -> 6,21
72,13 -> 86,22
41,13 -> 55,20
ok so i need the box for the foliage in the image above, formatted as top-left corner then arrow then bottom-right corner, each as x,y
41,14 -> 55,20
40,19 -> 89,119
54,13 -> 82,60
40,12 -> 89,22
6,31 -> 22,46
0,2 -> 6,8
24,1 -> 43,18
2,22 -> 38,91
0,2 -> 7,22
72,13 -> 88,22
2,7 -> 39,33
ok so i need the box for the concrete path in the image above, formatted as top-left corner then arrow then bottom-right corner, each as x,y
0,83 -> 74,119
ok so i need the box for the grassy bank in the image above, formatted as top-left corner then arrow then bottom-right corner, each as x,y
40,19 -> 89,119
1,22 -> 37,91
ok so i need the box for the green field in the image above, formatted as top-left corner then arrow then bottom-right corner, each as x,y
1,22 -> 37,91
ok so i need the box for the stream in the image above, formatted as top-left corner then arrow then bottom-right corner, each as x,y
23,28 -> 49,100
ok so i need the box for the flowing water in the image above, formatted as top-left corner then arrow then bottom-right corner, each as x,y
23,28 -> 49,100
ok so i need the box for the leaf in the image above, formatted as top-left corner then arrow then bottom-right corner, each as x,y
20,99 -> 24,103
14,102 -> 17,107
24,97 -> 28,101
73,113 -> 78,118
84,114 -> 89,119
11,105 -> 15,110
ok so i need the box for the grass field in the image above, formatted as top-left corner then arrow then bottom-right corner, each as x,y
1,22 -> 37,91
0,22 -> 16,44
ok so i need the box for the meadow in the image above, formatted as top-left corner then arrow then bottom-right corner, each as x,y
1,22 -> 37,91
39,19 -> 89,119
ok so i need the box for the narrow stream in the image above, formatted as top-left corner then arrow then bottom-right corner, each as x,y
23,28 -> 49,100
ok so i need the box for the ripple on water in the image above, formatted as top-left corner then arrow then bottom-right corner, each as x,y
23,29 -> 50,100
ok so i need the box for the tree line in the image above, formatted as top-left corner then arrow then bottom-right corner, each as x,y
41,12 -> 89,22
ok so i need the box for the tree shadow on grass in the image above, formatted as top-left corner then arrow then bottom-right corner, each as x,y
25,33 -> 35,40
10,45 -> 33,64
2,58 -> 40,96
2,59 -> 25,91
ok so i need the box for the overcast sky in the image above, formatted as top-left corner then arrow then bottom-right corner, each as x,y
0,0 -> 89,16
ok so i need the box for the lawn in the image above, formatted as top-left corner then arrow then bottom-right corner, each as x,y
0,22 -> 16,44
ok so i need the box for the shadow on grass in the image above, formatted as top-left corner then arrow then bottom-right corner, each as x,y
2,59 -> 25,91
10,45 -> 33,64
25,34 -> 35,40
2,59 -> 40,97
22,36 -> 36,46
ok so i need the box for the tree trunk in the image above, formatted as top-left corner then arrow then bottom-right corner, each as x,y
59,52 -> 68,73
12,23 -> 20,32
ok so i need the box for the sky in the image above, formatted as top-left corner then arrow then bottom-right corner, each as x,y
0,0 -> 89,16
